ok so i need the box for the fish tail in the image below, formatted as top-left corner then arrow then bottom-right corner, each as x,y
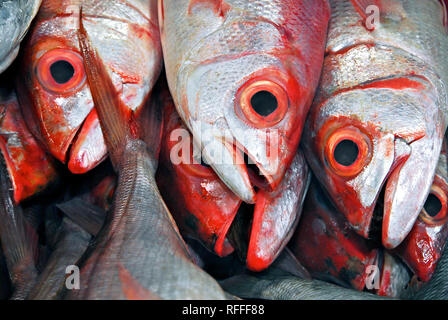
77,7 -> 129,166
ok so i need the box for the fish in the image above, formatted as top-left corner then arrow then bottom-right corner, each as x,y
156,97 -> 311,271
159,0 -> 331,203
221,236 -> 448,300
0,78 -> 59,203
16,0 -> 162,174
68,15 -> 227,300
28,200 -> 106,300
0,0 -> 41,73
302,0 -> 448,248
289,181 -> 411,298
0,153 -> 39,300
395,139 -> 448,282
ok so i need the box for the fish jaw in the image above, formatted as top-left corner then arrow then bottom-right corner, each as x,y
67,109 -> 107,174
383,133 -> 444,249
246,151 -> 310,272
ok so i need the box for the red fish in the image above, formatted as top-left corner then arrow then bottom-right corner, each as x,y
156,98 -> 311,271
290,181 -> 411,298
16,0 -> 162,174
0,82 -> 58,203
159,0 -> 330,203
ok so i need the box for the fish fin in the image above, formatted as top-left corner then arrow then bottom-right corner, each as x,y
350,0 -> 382,29
56,197 -> 106,237
78,8 -> 130,167
118,263 -> 161,300
0,155 -> 38,293
271,248 -> 311,280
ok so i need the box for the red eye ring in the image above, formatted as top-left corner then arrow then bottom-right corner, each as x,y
420,184 -> 448,226
36,49 -> 85,94
325,127 -> 371,178
236,79 -> 288,128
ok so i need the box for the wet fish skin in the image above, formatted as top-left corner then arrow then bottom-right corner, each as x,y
159,0 -> 330,203
16,0 -> 162,174
303,0 -> 448,248
70,17 -> 227,300
0,0 -> 41,73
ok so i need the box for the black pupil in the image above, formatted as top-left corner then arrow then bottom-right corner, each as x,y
333,139 -> 359,167
424,193 -> 442,217
250,90 -> 278,117
50,60 -> 75,84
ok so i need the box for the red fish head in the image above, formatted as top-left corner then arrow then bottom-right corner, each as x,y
159,0 -> 330,203
156,99 -> 310,270
395,144 -> 448,282
290,181 -> 411,297
0,83 -> 58,203
303,76 -> 445,249
16,2 -> 162,174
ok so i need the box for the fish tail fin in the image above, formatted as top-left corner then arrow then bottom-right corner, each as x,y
0,155 -> 38,294
56,197 -> 107,237
78,7 -> 129,166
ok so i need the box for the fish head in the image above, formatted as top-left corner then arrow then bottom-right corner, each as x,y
16,2 -> 162,174
156,98 -> 310,270
304,78 -> 445,248
161,0 -> 330,203
179,55 -> 309,204
395,142 -> 448,282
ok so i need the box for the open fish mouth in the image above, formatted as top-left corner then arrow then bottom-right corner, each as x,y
203,139 -> 285,205
219,152 -> 310,271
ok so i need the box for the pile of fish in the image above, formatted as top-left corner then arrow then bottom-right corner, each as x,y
0,0 -> 447,300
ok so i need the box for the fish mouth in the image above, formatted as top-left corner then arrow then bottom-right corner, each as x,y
221,152 -> 309,271
342,135 -> 440,249
66,109 -> 107,174
207,140 -> 281,204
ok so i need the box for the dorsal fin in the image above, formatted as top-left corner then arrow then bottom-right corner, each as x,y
78,7 -> 130,168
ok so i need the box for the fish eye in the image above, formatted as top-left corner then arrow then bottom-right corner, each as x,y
420,185 -> 448,225
50,60 -> 75,84
36,49 -> 86,94
325,127 -> 371,177
237,79 -> 288,128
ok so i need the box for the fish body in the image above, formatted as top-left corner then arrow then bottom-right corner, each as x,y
303,0 -> 448,248
16,0 -> 162,174
0,0 -> 41,73
159,0 -> 330,203
0,82 -> 59,203
157,98 -> 311,270
70,20 -> 226,299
